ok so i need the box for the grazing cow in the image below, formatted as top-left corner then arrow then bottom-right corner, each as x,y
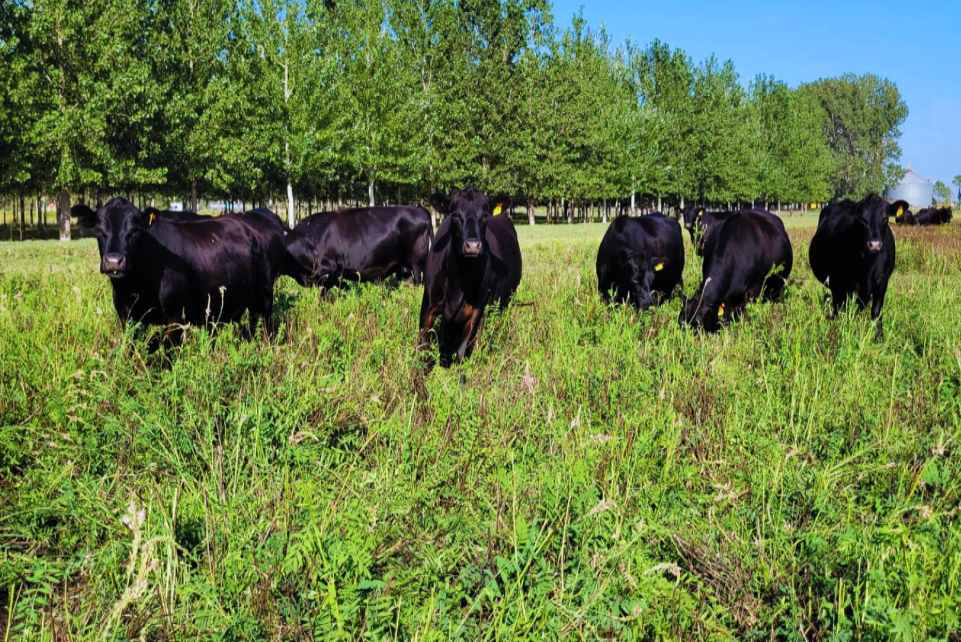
596,213 -> 685,310
900,206 -> 953,226
679,208 -> 793,332
679,204 -> 735,255
74,197 -> 274,338
285,206 -> 433,288
809,195 -> 907,340
418,188 -> 522,367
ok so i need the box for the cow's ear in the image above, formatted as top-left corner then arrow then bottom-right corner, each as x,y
429,193 -> 450,215
650,256 -> 669,272
888,200 -> 909,219
72,204 -> 98,229
490,196 -> 512,217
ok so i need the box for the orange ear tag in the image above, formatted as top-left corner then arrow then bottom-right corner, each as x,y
654,262 -> 665,272
492,204 -> 503,217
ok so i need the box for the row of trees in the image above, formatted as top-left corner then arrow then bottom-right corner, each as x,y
1,0 -> 911,239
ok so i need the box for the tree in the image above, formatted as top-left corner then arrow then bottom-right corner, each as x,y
933,180 -> 950,205
16,0 -> 167,239
750,75 -> 832,209
801,74 -> 908,200
155,0 -> 235,210
952,175 -> 961,204
629,39 -> 696,204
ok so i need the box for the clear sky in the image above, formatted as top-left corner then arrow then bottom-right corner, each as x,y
552,0 -> 961,192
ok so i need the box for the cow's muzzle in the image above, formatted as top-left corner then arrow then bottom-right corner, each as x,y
462,239 -> 483,257
101,253 -> 128,278
866,240 -> 882,254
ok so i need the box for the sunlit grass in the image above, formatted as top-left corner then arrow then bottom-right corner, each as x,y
1,218 -> 959,640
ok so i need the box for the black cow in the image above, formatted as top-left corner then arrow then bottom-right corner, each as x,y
418,188 -> 522,367
809,195 -> 907,340
596,213 -> 684,310
74,197 -> 274,338
221,207 -> 292,284
902,206 -> 953,226
679,209 -> 793,332
679,204 -> 735,255
285,206 -> 433,288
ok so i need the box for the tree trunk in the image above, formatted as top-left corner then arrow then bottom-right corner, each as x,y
368,175 -> 375,208
19,195 -> 26,241
191,179 -> 198,213
602,198 -> 608,224
58,187 -> 72,241
37,196 -> 43,233
527,198 -> 535,226
287,182 -> 295,228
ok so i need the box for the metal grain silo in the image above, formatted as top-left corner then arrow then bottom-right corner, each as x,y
884,165 -> 933,208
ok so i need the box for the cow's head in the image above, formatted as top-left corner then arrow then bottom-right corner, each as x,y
859,195 -> 906,254
431,188 -> 509,259
617,250 -> 670,310
678,293 -> 720,332
74,198 -> 148,279
282,230 -> 323,286
681,204 -> 705,231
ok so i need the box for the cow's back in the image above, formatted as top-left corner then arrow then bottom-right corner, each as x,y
147,218 -> 270,324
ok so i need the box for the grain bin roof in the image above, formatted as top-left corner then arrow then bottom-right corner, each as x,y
897,165 -> 931,186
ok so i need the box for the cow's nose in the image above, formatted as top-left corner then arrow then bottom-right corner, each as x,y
462,239 -> 483,256
102,253 -> 126,274
866,240 -> 882,254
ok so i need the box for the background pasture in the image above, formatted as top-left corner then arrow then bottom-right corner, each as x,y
1,217 -> 960,641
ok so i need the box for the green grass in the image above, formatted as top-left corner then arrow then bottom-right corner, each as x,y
1,219 -> 960,641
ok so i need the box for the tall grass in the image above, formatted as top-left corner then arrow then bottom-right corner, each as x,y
1,219 -> 959,641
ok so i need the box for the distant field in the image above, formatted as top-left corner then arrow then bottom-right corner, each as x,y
1,218 -> 959,640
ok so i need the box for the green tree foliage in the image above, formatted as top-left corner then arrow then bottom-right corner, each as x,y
0,0 -> 913,222
751,75 -> 833,207
800,73 -> 909,200
932,180 -> 950,205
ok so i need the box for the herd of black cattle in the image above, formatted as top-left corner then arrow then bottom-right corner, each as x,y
71,187 -> 952,365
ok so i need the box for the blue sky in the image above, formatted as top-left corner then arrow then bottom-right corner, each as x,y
552,0 -> 961,192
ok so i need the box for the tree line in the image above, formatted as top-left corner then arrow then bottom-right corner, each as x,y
0,0 -> 910,239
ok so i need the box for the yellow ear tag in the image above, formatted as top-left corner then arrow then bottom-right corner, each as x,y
149,213 -> 156,225
492,203 -> 503,217
697,209 -> 704,217
718,303 -> 725,317
896,206 -> 903,217
654,262 -> 664,272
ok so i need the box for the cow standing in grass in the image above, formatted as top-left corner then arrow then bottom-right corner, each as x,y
809,195 -> 907,340
285,206 -> 434,289
418,188 -> 522,367
679,204 -> 733,255
596,213 -> 685,310
679,208 -> 793,332
74,197 -> 274,340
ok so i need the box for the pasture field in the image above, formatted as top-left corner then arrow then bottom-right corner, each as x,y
1,217 -> 960,641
